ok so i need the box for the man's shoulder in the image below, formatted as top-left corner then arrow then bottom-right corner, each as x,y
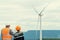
15,31 -> 23,34
1,28 -> 6,31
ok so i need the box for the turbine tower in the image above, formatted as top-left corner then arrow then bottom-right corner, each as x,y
33,5 -> 47,40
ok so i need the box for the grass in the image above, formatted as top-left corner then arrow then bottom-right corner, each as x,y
43,38 -> 60,40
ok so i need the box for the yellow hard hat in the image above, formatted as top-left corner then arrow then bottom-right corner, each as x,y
16,25 -> 21,31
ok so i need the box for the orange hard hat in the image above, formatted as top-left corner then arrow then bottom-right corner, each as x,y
16,25 -> 21,30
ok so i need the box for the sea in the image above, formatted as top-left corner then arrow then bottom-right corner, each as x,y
0,30 -> 60,40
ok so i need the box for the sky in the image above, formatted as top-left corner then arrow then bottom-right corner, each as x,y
0,0 -> 60,32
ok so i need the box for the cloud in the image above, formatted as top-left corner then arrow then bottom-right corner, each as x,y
46,0 -> 60,10
42,22 -> 60,30
0,0 -> 60,32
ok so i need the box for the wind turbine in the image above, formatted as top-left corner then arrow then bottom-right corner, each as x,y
33,5 -> 48,40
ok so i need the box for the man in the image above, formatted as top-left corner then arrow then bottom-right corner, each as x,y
1,25 -> 13,40
14,25 -> 24,40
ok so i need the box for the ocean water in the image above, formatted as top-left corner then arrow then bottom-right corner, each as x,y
0,30 -> 60,40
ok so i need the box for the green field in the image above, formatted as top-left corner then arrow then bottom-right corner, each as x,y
43,38 -> 60,40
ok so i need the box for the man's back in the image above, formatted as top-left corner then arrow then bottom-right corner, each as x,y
1,28 -> 12,40
14,31 -> 24,40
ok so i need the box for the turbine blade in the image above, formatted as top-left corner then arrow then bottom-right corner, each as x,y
39,6 -> 46,14
40,4 -> 48,14
33,7 -> 39,13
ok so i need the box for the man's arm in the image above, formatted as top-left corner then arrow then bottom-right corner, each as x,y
9,29 -> 14,36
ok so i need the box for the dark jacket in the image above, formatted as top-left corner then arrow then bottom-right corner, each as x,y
14,31 -> 24,40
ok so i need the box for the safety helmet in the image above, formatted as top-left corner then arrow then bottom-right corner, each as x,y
16,25 -> 21,31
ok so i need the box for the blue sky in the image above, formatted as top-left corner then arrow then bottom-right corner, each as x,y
0,0 -> 60,32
